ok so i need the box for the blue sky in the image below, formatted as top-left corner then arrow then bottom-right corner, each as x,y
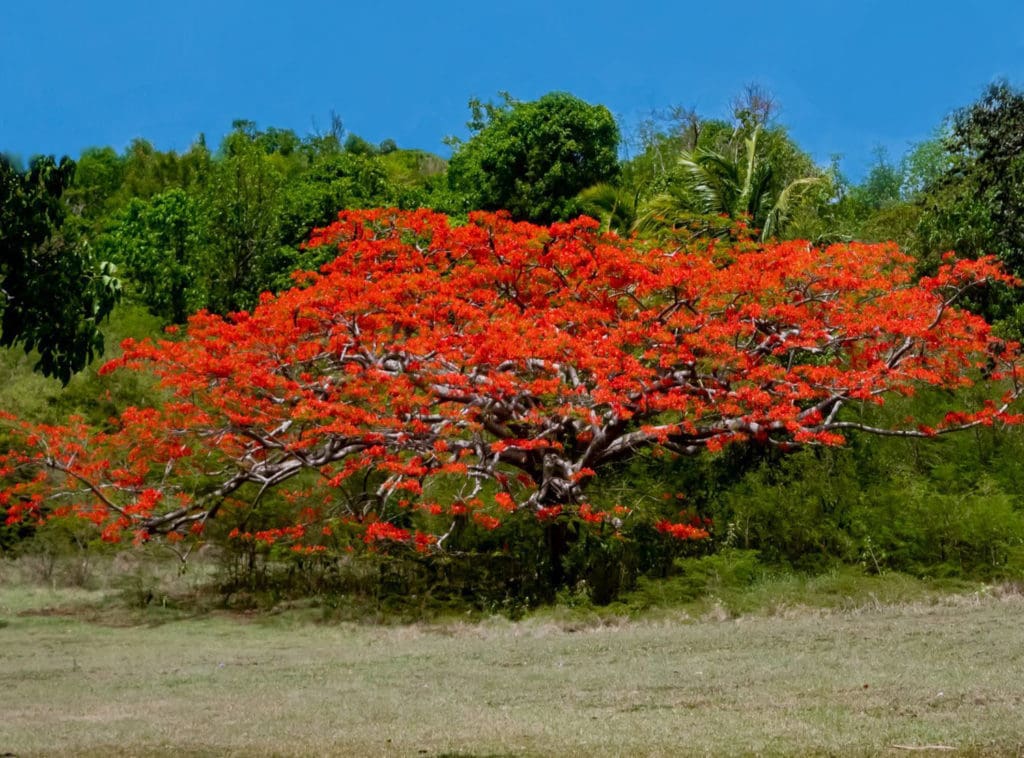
3,0 -> 1023,180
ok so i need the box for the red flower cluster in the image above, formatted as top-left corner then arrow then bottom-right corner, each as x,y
655,520 -> 710,541
363,522 -> 411,543
0,209 -> 1019,555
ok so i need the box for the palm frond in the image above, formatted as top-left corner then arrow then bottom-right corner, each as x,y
681,150 -> 741,215
761,177 -> 824,241
575,183 -> 638,233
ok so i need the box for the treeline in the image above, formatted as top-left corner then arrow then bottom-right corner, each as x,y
32,120 -> 453,318
8,82 -> 1024,367
1,118 -> 456,381
8,83 -> 1024,377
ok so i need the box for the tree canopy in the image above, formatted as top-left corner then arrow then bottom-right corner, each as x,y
634,125 -> 823,240
0,154 -> 121,383
447,92 -> 620,224
2,210 -> 1019,555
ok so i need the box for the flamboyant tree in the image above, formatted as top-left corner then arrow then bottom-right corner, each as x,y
1,209 -> 1021,554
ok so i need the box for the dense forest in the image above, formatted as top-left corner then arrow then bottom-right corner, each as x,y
5,82 -> 1024,608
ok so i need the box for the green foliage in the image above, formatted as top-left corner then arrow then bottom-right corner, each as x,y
102,189 -> 211,323
849,147 -> 903,210
85,122 -> 412,321
116,138 -> 211,202
631,113 -> 825,240
447,92 -> 620,223
343,133 -> 378,156
911,82 -> 1024,329
65,146 -> 125,221
946,82 -> 1024,269
58,120 -> 440,324
574,183 -> 638,233
579,379 -> 1024,588
277,150 -> 391,246
695,401 -> 1024,579
714,449 -> 858,571
203,127 -> 290,313
622,549 -> 764,611
378,148 -> 446,190
619,107 -> 717,200
41,302 -> 166,426
0,154 -> 121,382
0,301 -> 164,434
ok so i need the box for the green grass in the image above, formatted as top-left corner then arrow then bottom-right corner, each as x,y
0,300 -> 165,425
3,566 -> 1024,756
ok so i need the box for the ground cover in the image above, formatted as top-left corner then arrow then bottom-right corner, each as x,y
2,574 -> 1023,756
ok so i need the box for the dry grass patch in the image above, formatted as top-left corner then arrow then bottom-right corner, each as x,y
3,580 -> 1024,756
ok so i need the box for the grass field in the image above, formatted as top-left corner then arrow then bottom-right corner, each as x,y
3,575 -> 1024,756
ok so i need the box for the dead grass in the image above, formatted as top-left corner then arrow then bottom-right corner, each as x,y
3,578 -> 1024,756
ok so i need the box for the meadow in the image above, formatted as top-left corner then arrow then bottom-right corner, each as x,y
3,566 -> 1024,756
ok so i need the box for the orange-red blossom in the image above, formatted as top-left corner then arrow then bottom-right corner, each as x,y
1,209 -> 1020,551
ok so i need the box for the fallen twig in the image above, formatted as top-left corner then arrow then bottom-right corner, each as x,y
891,745 -> 955,752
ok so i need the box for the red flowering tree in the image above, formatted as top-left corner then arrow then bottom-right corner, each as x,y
1,209 -> 1021,558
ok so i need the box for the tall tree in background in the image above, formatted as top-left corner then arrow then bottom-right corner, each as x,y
948,81 -> 1024,272
64,146 -> 125,222
104,189 -> 210,324
913,82 -> 1024,330
0,155 -> 120,382
205,123 -> 290,313
635,124 -> 823,240
447,92 -> 620,223
918,83 -> 1024,265
607,88 -> 826,241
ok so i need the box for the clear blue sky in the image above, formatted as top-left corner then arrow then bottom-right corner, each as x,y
3,0 -> 1023,180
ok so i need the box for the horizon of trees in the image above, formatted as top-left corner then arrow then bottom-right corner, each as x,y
7,82 -> 1022,372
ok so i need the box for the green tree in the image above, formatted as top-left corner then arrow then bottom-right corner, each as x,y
104,189 -> 210,324
0,155 -> 120,382
810,149 -> 923,248
635,124 -> 823,240
620,106 -> 704,198
849,148 -> 903,210
918,83 -> 1024,270
118,139 -> 189,201
447,92 -> 620,223
908,83 -> 1024,330
343,133 -> 378,156
203,124 -> 293,313
901,133 -> 950,198
64,146 -> 125,222
280,150 -> 391,245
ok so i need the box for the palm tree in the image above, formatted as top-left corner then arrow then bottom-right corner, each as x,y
574,183 -> 639,234
635,126 -> 823,241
